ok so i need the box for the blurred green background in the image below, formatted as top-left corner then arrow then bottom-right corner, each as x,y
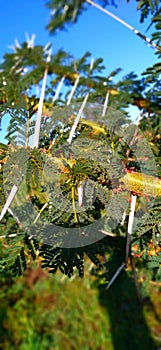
0,262 -> 161,350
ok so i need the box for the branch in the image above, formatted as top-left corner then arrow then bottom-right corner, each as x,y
86,0 -> 161,52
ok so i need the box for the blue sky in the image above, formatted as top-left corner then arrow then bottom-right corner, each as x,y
0,0 -> 158,142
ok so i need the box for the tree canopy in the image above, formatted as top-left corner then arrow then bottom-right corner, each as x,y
0,0 -> 161,289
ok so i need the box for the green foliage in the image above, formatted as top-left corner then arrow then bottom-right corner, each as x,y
40,245 -> 84,277
136,0 -> 160,22
0,43 -> 50,110
0,101 -> 161,281
0,0 -> 161,291
5,107 -> 36,146
45,0 -> 117,33
1,5 -> 161,350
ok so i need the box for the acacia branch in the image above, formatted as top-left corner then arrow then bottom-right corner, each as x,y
86,0 -> 161,51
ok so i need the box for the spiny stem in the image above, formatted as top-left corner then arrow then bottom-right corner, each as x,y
86,0 -> 161,51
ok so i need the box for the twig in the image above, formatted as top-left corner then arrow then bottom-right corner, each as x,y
86,0 -> 161,51
106,262 -> 125,290
125,194 -> 137,265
